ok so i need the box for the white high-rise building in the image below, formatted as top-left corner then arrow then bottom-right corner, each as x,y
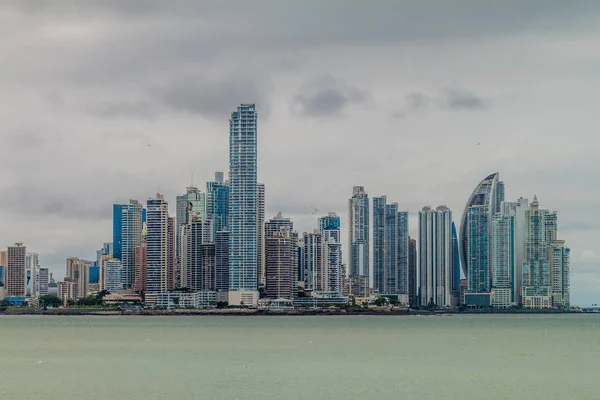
548,240 -> 570,308
228,104 -> 259,306
38,268 -> 49,296
418,206 -> 453,307
319,212 -> 342,293
7,243 -> 26,297
491,209 -> 516,308
257,183 -> 266,287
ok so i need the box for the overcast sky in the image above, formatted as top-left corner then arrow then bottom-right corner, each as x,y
1,1 -> 598,305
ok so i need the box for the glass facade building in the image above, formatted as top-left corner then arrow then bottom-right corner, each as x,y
112,200 -> 143,289
348,186 -> 369,278
228,104 -> 259,299
319,212 -> 342,293
206,172 -> 230,239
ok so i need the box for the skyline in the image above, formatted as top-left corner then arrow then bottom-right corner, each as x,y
0,1 -> 598,305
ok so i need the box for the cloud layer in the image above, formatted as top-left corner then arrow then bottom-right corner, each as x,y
1,1 -> 599,304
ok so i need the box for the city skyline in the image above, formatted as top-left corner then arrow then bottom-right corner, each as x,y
0,2 -> 598,305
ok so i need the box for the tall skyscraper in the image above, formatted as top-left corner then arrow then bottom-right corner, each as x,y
418,206 -> 453,307
215,231 -> 230,292
65,257 -> 91,299
113,200 -> 144,289
182,219 -> 213,290
38,267 -> 49,296
373,197 -> 407,295
257,183 -> 266,287
146,194 -> 175,294
397,211 -> 409,296
490,210 -> 516,307
319,212 -> 342,293
451,222 -> 461,304
460,173 -> 504,305
200,243 -> 217,291
302,230 -> 326,292
7,243 -> 26,297
134,243 -> 147,293
548,240 -> 570,308
228,104 -> 258,306
408,238 -> 417,306
521,196 -> 552,308
206,172 -> 229,238
25,253 -> 39,298
348,186 -> 369,278
499,198 -> 528,303
105,259 -> 123,293
265,226 -> 298,300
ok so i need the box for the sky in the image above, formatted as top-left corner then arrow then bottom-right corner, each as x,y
0,1 -> 598,305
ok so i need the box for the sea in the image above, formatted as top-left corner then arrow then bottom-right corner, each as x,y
0,314 -> 598,400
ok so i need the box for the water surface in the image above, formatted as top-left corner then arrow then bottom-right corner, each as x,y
1,315 -> 598,399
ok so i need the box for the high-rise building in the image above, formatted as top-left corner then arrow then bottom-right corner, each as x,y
182,219 -> 213,291
105,259 -> 123,293
38,268 -> 49,296
499,198 -> 528,303
373,197 -> 407,296
200,243 -> 217,291
348,186 -> 369,278
113,200 -> 144,289
408,238 -> 417,306
176,186 -> 206,286
548,240 -> 570,308
25,253 -> 39,298
418,206 -> 453,307
206,172 -> 229,238
146,194 -> 175,294
257,183 -> 266,287
215,231 -> 230,292
521,196 -> 552,308
398,212 -> 409,296
319,212 -> 342,293
64,257 -> 91,299
265,226 -> 298,300
460,173 -> 504,305
7,243 -> 26,297
302,231 -> 326,291
228,104 -> 259,306
134,243 -> 147,293
451,222 -> 461,304
490,210 -> 516,307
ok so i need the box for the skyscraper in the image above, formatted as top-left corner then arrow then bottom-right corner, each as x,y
38,267 -> 49,296
302,231 -> 326,292
408,238 -> 417,306
7,243 -> 26,297
319,212 -> 342,293
373,197 -> 407,295
521,196 -> 552,308
499,198 -> 528,303
418,206 -> 453,307
257,183 -> 266,287
490,210 -> 516,307
548,240 -> 570,308
228,104 -> 258,306
134,243 -> 147,293
206,172 -> 229,238
215,230 -> 230,292
182,219 -> 213,290
265,226 -> 298,300
25,253 -> 39,298
348,186 -> 369,278
460,173 -> 504,305
451,222 -> 461,304
113,200 -> 144,289
146,194 -> 175,294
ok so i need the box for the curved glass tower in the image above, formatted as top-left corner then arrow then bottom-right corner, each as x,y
459,173 -> 504,294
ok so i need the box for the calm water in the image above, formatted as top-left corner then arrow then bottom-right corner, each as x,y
1,314 -> 599,399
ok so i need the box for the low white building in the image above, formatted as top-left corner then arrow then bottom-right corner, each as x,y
155,291 -> 217,309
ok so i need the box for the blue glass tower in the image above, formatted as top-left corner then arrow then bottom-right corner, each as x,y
228,104 -> 258,302
451,221 -> 461,296
113,204 -> 124,260
207,172 -> 230,238
112,200 -> 144,289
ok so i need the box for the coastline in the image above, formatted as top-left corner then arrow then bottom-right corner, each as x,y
0,308 -> 579,317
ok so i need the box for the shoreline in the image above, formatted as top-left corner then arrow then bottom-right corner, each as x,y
0,308 -> 581,317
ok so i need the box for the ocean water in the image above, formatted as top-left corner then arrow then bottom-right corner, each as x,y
1,314 -> 599,400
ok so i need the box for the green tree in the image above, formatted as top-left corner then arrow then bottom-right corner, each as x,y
374,298 -> 388,307
216,301 -> 228,309
39,295 -> 62,308
0,299 -> 10,311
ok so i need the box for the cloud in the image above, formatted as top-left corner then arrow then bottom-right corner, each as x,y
395,87 -> 490,117
293,76 -> 370,117
86,100 -> 159,119
150,73 -> 273,120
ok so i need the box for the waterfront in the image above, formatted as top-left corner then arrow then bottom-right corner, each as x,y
1,315 -> 598,400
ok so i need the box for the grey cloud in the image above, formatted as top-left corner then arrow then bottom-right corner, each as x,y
7,130 -> 47,148
444,88 -> 489,110
86,100 -> 159,119
395,87 -> 490,117
150,74 -> 273,120
294,76 -> 370,117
